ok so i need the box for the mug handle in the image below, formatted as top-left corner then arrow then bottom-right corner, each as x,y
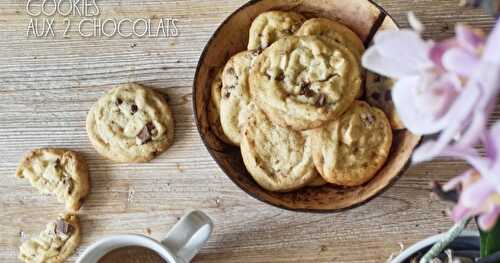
162,210 -> 213,263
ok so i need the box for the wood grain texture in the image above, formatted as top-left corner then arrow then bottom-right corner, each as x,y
0,0 -> 496,262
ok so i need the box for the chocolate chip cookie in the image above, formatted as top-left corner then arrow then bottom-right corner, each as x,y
207,69 -> 232,144
86,83 -> 175,163
19,214 -> 80,263
296,18 -> 365,59
220,51 -> 258,145
240,109 -> 317,192
312,101 -> 393,187
16,149 -> 90,212
248,11 -> 306,51
365,73 -> 405,130
250,36 -> 362,130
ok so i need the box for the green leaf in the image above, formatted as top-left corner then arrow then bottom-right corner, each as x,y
481,220 -> 500,258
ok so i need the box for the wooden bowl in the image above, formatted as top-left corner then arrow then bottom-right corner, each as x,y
193,0 -> 421,212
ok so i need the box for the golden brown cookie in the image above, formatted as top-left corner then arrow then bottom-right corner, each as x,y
365,73 -> 405,130
296,18 -> 366,98
312,101 -> 393,187
307,175 -> 328,187
220,51 -> 258,145
250,36 -> 362,130
248,11 -> 306,51
241,109 -> 317,192
296,18 -> 365,58
207,69 -> 233,144
86,83 -> 175,163
19,214 -> 80,263
16,149 -> 90,212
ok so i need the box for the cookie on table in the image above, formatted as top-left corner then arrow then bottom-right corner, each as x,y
250,36 -> 362,130
86,83 -> 175,163
365,73 -> 405,130
295,18 -> 365,58
312,101 -> 393,187
220,51 -> 258,145
248,11 -> 306,51
240,109 -> 317,192
207,69 -> 233,144
19,214 -> 80,263
16,149 -> 89,212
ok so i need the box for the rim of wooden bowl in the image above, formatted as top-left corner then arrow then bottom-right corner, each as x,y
193,0 -> 422,213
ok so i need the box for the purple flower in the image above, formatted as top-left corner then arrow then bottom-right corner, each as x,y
441,122 -> 500,230
362,15 -> 500,163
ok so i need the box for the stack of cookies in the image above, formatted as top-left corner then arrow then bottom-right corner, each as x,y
209,11 -> 405,192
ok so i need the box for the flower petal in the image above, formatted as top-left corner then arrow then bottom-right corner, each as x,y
392,76 -> 450,134
460,179 -> 495,208
442,48 -> 480,77
456,24 -> 486,54
373,30 -> 432,72
362,47 -> 420,79
477,206 -> 500,231
483,19 -> 500,65
443,170 -> 473,191
408,11 -> 424,33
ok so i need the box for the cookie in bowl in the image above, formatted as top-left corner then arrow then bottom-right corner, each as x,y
250,35 -> 362,130
365,73 -> 406,130
16,148 -> 90,212
86,83 -> 175,163
295,18 -> 365,59
248,11 -> 306,51
312,101 -> 393,187
240,108 -> 317,192
207,69 -> 233,144
220,50 -> 258,145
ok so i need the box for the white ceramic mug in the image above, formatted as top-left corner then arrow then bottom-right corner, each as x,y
77,210 -> 213,263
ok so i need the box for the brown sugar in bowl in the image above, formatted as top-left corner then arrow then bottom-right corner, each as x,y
193,0 -> 422,212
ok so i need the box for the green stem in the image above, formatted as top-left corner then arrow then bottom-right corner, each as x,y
419,218 -> 471,263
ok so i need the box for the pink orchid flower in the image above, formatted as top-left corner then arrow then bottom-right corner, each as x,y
362,15 -> 500,163
441,121 -> 500,231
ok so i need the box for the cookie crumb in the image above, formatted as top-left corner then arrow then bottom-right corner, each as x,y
176,163 -> 184,173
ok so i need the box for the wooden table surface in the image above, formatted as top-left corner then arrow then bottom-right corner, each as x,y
0,0 -> 497,262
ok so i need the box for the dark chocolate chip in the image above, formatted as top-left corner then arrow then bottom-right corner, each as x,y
137,125 -> 153,145
299,83 -> 315,97
55,220 -> 72,235
63,177 -> 74,195
131,104 -> 138,114
275,72 -> 285,81
364,113 -> 375,125
385,90 -> 392,101
315,94 -> 327,107
146,122 -> 158,136
371,92 -> 381,101
116,98 -> 123,105
224,91 -> 231,98
54,159 -> 61,169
